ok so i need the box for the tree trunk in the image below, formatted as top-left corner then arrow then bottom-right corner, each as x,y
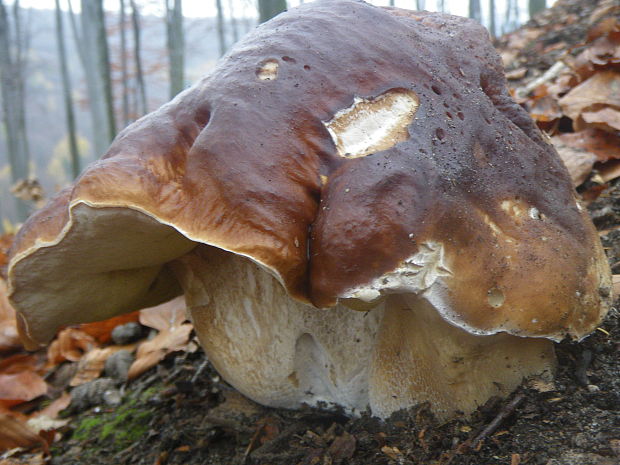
469,0 -> 482,23
416,1 -> 425,10
0,0 -> 30,220
489,0 -> 496,38
216,0 -> 226,56
166,0 -> 184,98
94,0 -> 116,138
258,0 -> 286,24
78,0 -> 113,156
119,0 -> 130,126
529,0 -> 546,18
130,0 -> 147,115
54,0 -> 80,180
228,0 -> 239,43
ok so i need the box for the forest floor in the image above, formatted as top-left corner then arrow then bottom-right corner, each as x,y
2,0 -> 620,464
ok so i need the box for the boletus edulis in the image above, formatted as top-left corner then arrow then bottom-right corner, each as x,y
7,0 -> 612,420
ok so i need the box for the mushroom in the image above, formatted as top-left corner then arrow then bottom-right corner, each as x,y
7,0 -> 612,420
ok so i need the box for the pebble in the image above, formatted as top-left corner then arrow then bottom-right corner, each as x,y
70,378 -> 121,412
111,322 -> 143,345
105,349 -> 135,382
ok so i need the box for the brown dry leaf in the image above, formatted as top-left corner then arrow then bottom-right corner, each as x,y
127,323 -> 193,380
47,328 -> 97,365
381,445 -> 404,460
0,413 -> 45,453
0,451 -> 47,465
328,431 -> 357,462
0,372 -> 48,408
0,233 -> 13,269
79,311 -> 140,344
139,296 -> 188,332
529,95 -> 563,126
613,275 -> 620,297
34,392 -> 71,419
598,160 -> 620,183
559,71 -> 620,125
0,279 -> 20,354
0,353 -> 44,376
581,106 -> 620,132
69,344 -> 136,387
553,129 -> 620,163
551,136 -> 598,186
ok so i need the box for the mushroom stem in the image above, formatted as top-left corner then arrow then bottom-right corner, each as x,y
170,245 -> 382,415
170,245 -> 556,419
369,295 -> 556,419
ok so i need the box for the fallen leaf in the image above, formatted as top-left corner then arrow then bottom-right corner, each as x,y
47,328 -> 97,365
328,431 -> 356,462
581,106 -> 620,132
559,71 -> 620,127
34,392 -> 71,419
598,160 -> 620,183
613,275 -> 620,297
0,279 -> 20,354
551,137 -> 598,186
0,353 -> 44,376
79,312 -> 140,344
553,129 -> 620,163
127,323 -> 193,380
139,296 -> 187,332
381,445 -> 404,460
0,233 -> 13,268
69,344 -> 136,387
0,413 -> 45,453
0,451 -> 47,465
0,372 -> 48,408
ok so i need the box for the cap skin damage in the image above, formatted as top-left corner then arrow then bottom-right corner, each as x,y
7,0 -> 612,420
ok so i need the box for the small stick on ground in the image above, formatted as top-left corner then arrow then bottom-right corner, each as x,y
471,393 -> 525,449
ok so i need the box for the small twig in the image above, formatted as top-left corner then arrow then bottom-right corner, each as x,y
471,393 -> 525,449
190,360 -> 209,384
515,61 -> 568,98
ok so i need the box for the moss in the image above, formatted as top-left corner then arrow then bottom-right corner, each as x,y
73,416 -> 106,442
100,406 -> 153,446
69,385 -> 159,452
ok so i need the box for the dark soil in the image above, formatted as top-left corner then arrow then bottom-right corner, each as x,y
18,1 -> 620,464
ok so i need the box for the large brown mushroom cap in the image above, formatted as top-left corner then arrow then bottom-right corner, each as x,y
7,0 -> 612,418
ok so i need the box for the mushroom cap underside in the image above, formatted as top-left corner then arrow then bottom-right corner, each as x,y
8,0 -> 612,348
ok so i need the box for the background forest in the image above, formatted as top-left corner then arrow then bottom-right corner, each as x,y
0,0 -> 547,228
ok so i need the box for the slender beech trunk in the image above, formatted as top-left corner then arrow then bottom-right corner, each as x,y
489,0 -> 496,38
54,0 -> 80,180
0,0 -> 30,220
130,0 -> 147,115
228,0 -> 239,44
166,0 -> 184,98
216,0 -> 226,56
94,0 -> 115,138
119,0 -> 130,126
258,0 -> 286,24
529,0 -> 546,18
469,0 -> 482,23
